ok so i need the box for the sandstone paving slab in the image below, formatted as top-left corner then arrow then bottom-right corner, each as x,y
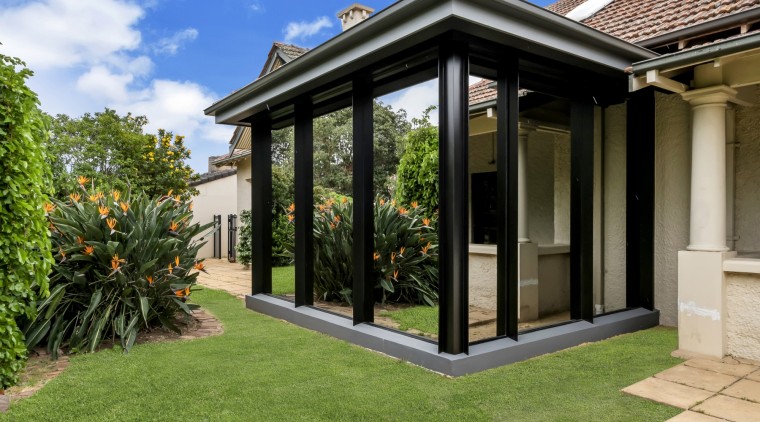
721,379 -> 760,403
685,358 -> 759,378
746,369 -> 760,383
666,410 -> 728,421
655,364 -> 739,392
693,394 -> 760,422
622,377 -> 715,409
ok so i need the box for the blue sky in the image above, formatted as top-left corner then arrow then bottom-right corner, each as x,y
0,0 -> 555,173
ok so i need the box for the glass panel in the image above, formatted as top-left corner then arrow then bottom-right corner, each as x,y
468,76 -> 499,342
518,88 -> 573,332
371,78 -> 439,341
271,126 -> 295,299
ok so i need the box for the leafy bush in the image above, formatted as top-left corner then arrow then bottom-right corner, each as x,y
396,108 -> 439,214
0,54 -> 53,390
236,210 -> 252,267
24,185 -> 211,357
288,197 -> 438,305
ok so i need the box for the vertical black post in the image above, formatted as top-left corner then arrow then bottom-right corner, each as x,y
496,56 -> 519,340
294,100 -> 314,307
570,101 -> 594,322
438,39 -> 469,355
626,88 -> 655,310
352,73 -> 375,325
251,112 -> 272,295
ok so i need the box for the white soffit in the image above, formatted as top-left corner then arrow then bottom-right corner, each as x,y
566,0 -> 613,22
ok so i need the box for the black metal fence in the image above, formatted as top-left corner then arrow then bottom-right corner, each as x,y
212,214 -> 222,259
227,214 -> 237,262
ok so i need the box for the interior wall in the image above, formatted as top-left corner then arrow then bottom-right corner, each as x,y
603,104 -> 628,312
654,91 -> 692,327
734,87 -> 760,253
527,131 -> 557,245
554,137 -> 571,244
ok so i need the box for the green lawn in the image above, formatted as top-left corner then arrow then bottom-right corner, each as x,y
2,288 -> 682,421
272,265 -> 296,295
381,305 -> 439,335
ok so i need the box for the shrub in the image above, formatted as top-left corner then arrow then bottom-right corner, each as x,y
236,209 -> 294,268
236,210 -> 252,267
288,197 -> 438,305
396,108 -> 439,214
24,185 -> 211,357
0,54 -> 53,390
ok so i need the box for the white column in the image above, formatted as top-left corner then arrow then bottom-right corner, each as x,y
681,86 -> 737,252
517,125 -> 535,243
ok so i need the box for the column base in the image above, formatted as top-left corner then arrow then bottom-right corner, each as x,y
686,244 -> 730,252
518,242 -> 539,322
677,250 -> 736,358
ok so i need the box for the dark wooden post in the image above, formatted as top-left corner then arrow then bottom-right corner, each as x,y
251,111 -> 272,295
570,101 -> 594,322
294,100 -> 314,306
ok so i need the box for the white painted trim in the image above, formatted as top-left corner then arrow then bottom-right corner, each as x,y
566,0 -> 614,22
724,258 -> 760,274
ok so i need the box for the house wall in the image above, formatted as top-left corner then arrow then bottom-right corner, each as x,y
726,272 -> 760,361
654,92 -> 692,327
554,136 -> 571,244
528,132 -> 557,245
236,157 -> 253,215
192,174 -> 237,259
734,92 -> 760,253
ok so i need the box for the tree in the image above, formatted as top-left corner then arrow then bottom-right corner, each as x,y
0,53 -> 53,392
46,109 -> 198,199
395,107 -> 439,214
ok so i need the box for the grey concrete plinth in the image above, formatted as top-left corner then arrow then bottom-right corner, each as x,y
246,294 -> 659,376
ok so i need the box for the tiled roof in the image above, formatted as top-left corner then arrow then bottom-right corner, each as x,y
548,0 -> 760,44
211,149 -> 251,166
469,79 -> 497,105
273,42 -> 309,60
191,168 -> 237,187
546,0 -> 587,16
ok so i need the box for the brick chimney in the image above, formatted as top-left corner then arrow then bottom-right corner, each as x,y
337,3 -> 374,32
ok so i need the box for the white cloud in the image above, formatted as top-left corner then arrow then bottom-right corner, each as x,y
152,28 -> 198,55
250,1 -> 264,12
284,16 -> 332,42
380,80 -> 439,124
0,0 -> 143,69
0,0 -> 229,173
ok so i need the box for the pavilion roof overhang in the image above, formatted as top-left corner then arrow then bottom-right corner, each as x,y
204,0 -> 656,127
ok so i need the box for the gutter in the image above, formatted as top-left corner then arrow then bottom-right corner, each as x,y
638,7 -> 760,49
632,32 -> 760,76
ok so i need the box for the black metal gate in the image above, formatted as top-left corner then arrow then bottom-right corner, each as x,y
227,214 -> 237,262
212,214 -> 222,259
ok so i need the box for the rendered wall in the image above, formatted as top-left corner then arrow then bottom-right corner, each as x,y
654,92 -> 692,327
726,272 -> 760,361
192,174 -> 237,259
734,92 -> 760,253
236,157 -> 252,215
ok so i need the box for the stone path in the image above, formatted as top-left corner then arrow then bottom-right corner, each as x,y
623,355 -> 760,421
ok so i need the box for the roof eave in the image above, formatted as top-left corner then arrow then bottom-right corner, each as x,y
205,0 -> 656,125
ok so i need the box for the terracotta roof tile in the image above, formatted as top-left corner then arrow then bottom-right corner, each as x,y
469,79 -> 497,105
548,0 -> 760,44
273,42 -> 309,60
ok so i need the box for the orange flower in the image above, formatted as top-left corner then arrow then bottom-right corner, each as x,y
119,201 -> 129,214
146,275 -> 154,285
88,194 -> 100,202
422,218 -> 430,227
44,202 -> 56,214
83,245 -> 94,255
76,236 -> 85,244
58,247 -> 66,258
77,175 -> 90,186
330,223 -> 336,230
174,256 -> 180,267
288,203 -> 295,212
193,261 -> 205,271
287,214 -> 295,222
169,221 -> 179,232
111,254 -> 125,271
393,270 -> 399,280
398,207 -> 408,215
184,287 -> 191,296
167,189 -> 173,197
333,215 -> 341,223
112,190 -> 121,201
98,205 -> 109,218
379,198 -> 385,206
174,288 -> 184,297
411,201 -> 419,209
106,217 -> 117,232
373,252 -> 380,261
399,246 -> 405,256
421,242 -> 431,255
391,199 -> 396,206
174,195 -> 182,202
318,204 -> 325,212
168,263 -> 173,274
341,197 -> 348,204
188,202 -> 194,211
49,222 -> 57,233
69,193 -> 81,202
391,252 -> 396,263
